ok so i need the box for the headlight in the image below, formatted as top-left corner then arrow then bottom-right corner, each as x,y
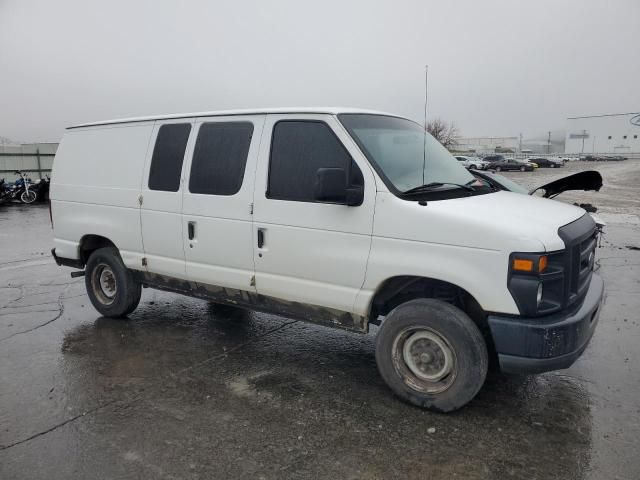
508,251 -> 565,317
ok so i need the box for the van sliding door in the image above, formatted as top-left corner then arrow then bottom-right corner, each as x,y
139,120 -> 194,279
182,115 -> 265,293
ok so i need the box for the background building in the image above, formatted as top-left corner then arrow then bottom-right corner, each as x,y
565,112 -> 640,155
0,142 -> 57,180
454,135 -> 563,155
453,136 -> 519,154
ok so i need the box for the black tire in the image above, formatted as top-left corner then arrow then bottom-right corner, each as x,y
21,190 -> 37,204
550,163 -> 555,168
375,299 -> 488,412
520,166 -> 525,172
495,166 -> 501,172
85,247 -> 141,318
468,164 -> 476,170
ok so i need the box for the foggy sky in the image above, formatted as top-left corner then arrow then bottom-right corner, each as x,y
1,0 -> 638,143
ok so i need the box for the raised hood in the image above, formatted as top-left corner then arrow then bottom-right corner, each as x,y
529,170 -> 603,198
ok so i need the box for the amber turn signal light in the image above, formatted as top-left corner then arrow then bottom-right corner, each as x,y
538,255 -> 548,273
512,258 -> 534,272
512,255 -> 548,273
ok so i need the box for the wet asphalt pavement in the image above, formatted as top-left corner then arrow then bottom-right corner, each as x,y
1,161 -> 639,479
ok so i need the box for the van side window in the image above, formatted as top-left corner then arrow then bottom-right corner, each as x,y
148,123 -> 192,192
268,121 -> 361,202
189,122 -> 254,195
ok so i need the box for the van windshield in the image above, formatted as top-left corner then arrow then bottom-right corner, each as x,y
339,114 -> 477,196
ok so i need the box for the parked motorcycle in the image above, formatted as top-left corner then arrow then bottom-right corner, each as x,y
34,174 -> 50,202
0,171 -> 38,204
0,178 -> 8,205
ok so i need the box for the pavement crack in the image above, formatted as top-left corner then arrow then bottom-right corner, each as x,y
38,279 -> 84,287
1,284 -> 26,309
0,286 -> 69,343
0,256 -> 46,267
1,309 -> 61,316
2,300 -> 59,310
0,318 -> 299,451
173,319 -> 299,377
1,293 -> 86,311
0,399 -> 118,451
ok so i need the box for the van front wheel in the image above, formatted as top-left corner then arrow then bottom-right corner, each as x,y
85,247 -> 141,318
375,299 -> 488,412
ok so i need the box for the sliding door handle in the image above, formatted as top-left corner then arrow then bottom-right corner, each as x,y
257,228 -> 265,249
188,221 -> 196,240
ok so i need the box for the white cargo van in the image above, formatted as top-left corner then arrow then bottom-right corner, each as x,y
51,108 -> 604,412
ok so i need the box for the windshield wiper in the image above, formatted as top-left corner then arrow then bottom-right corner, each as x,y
402,181 -> 476,195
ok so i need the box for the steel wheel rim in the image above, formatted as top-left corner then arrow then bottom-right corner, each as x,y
92,263 -> 117,305
402,330 -> 453,381
392,327 -> 457,394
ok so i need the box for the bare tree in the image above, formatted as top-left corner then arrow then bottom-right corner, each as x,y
426,118 -> 459,150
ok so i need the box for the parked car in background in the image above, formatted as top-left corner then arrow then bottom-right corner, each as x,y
482,154 -> 505,164
548,156 -> 567,165
455,155 -> 490,170
488,158 -> 534,172
581,155 -> 626,162
527,157 -> 563,168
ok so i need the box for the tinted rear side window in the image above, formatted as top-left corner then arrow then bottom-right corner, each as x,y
148,123 -> 191,191
268,121 -> 359,202
189,122 -> 254,195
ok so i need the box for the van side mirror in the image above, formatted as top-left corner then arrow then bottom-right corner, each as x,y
314,168 -> 363,206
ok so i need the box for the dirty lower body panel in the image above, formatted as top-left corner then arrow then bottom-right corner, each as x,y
133,271 -> 368,334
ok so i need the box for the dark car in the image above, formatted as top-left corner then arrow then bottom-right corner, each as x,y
482,154 -> 505,163
488,158 -> 534,172
528,157 -> 563,168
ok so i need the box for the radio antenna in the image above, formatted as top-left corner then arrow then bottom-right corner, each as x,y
422,64 -> 429,185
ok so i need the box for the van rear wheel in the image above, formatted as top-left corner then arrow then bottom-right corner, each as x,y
375,299 -> 488,412
85,247 -> 141,318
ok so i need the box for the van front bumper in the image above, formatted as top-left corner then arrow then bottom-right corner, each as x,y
488,273 -> 604,374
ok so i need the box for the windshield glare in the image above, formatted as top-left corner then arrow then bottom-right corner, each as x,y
339,114 -> 475,193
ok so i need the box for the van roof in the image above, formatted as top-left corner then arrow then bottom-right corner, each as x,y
68,107 -> 400,129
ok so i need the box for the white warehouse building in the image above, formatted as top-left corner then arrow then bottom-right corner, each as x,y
565,112 -> 640,155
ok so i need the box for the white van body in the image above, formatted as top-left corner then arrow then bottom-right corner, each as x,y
51,108 -> 603,411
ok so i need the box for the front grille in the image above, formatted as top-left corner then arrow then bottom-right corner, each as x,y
558,214 -> 597,309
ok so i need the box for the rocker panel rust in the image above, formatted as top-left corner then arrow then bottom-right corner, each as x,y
133,271 -> 368,333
